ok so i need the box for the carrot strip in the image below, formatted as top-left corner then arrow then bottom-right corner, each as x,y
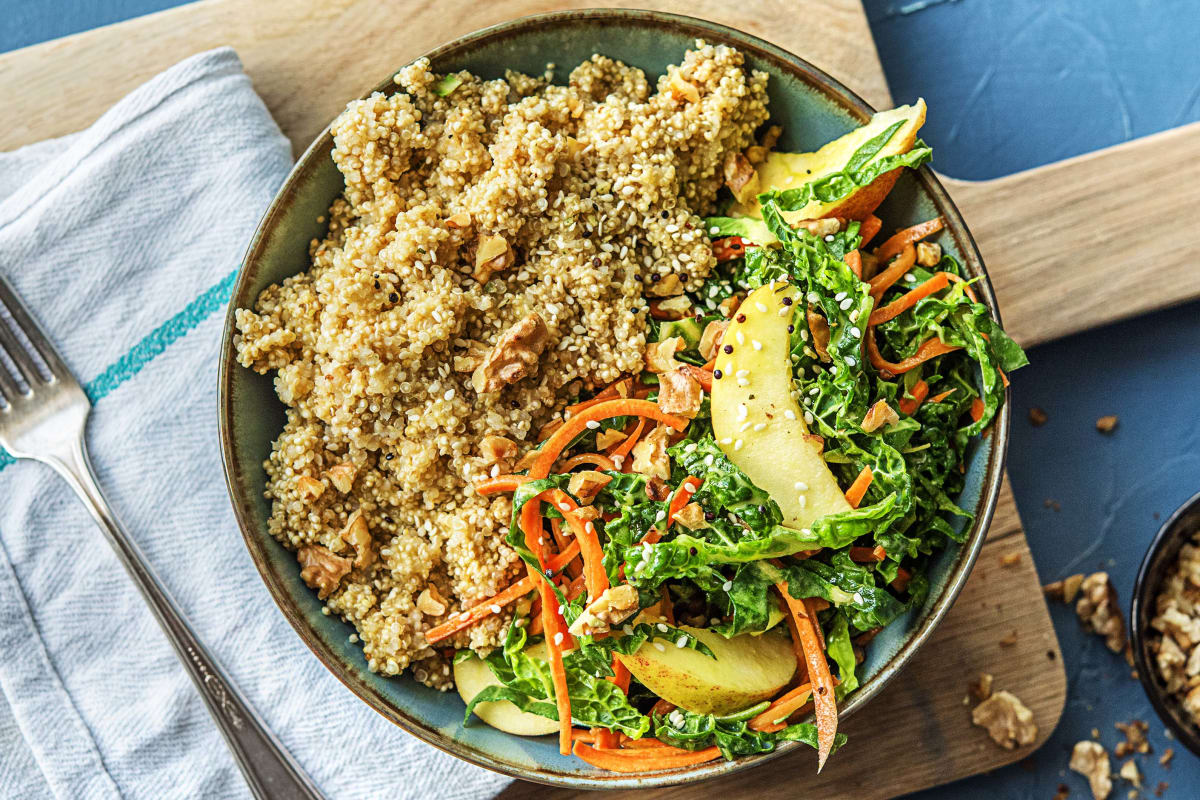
873,217 -> 944,264
844,249 -> 862,279
928,388 -> 956,403
844,466 -> 873,508
682,364 -> 713,393
866,330 -> 961,378
749,682 -> 813,732
945,272 -> 979,303
572,728 -> 598,743
609,418 -> 647,465
573,741 -> 722,772
532,400 -> 686,481
666,476 -> 702,527
640,527 -> 664,546
565,573 -> 588,601
593,728 -> 620,749
559,452 -> 617,472
898,379 -> 929,416
474,474 -> 532,496
867,243 -> 917,301
611,659 -> 631,693
560,502 -> 609,602
868,271 -> 950,326
566,377 -> 633,416
776,589 -> 839,771
659,587 -> 676,626
616,736 -> 674,749
858,214 -> 882,246
970,396 -> 986,423
713,236 -> 754,262
891,567 -> 912,592
848,545 -> 886,562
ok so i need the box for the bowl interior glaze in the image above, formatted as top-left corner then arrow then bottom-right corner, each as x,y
218,9 -> 1009,789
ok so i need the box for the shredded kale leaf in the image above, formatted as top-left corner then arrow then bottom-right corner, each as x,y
654,706 -> 848,760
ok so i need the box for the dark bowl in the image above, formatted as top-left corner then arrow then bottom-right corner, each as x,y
1131,490 -> 1200,757
217,8 -> 1011,788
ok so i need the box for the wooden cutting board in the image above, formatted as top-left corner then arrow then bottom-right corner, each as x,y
7,0 -> 1197,795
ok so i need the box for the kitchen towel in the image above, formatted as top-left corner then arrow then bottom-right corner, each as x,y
0,48 -> 510,800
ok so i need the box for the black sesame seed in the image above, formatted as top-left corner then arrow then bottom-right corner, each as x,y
389,292 -> 399,303
385,453 -> 395,461
510,400 -> 520,409
374,280 -> 380,289
723,344 -> 733,354
585,227 -> 593,236
713,369 -> 723,379
757,505 -> 766,514
593,257 -> 601,267
650,274 -> 660,282
704,511 -> 715,521
661,210 -> 669,219
787,324 -> 795,333
689,547 -> 698,556
384,515 -> 395,523
782,296 -> 793,306
736,314 -> 746,323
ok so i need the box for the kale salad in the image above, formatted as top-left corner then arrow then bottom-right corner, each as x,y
430,99 -> 1028,774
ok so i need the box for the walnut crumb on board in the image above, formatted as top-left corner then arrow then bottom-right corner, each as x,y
1029,406 -> 1048,426
1096,414 -> 1119,433
1053,783 -> 1070,800
1114,719 -> 1150,757
970,690 -> 1037,749
1044,573 -> 1085,603
1070,740 -> 1112,800
1159,747 -> 1174,767
999,630 -> 1018,647
969,672 -> 993,701
1077,573 -> 1127,653
999,552 -> 1021,567
1118,759 -> 1141,789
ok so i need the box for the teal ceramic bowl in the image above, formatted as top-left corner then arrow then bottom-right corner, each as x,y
218,9 -> 1010,789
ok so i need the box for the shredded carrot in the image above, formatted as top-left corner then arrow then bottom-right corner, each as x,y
945,272 -> 979,303
844,249 -> 862,279
682,364 -> 713,393
970,395 -> 986,423
866,330 -> 961,378
713,236 -> 755,262
611,659 -> 631,693
559,452 -> 617,472
891,567 -> 912,592
616,736 -> 674,749
565,573 -> 587,601
844,466 -> 873,508
608,418 -> 647,466
749,682 -> 813,732
548,517 -> 571,556
873,217 -> 944,264
848,545 -> 886,562
775,589 -> 839,771
556,499 -> 609,602
474,474 -> 532,495
666,476 -> 702,526
858,214 -> 883,246
659,586 -> 676,625
928,388 -> 956,403
592,728 -> 620,749
531,399 -> 686,481
868,271 -> 950,326
640,527 -> 664,546
571,728 -> 598,743
867,243 -> 917,301
898,379 -> 929,416
565,377 -> 633,417
999,367 -> 1011,388
573,741 -> 722,772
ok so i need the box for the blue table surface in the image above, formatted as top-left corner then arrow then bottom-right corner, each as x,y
5,0 -> 1200,797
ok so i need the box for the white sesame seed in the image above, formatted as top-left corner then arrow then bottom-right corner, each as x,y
554,632 -> 565,646
739,421 -> 752,432
490,604 -> 502,614
829,365 -> 838,375
755,302 -> 768,313
710,226 -> 720,234
824,234 -> 835,242
736,403 -> 748,421
585,420 -> 601,430
840,298 -> 853,310
490,464 -> 500,477
845,355 -> 857,367
722,580 -> 734,591
784,409 -> 796,420
804,411 -> 814,425
752,340 -> 763,350
850,326 -> 862,338
853,592 -> 864,604
720,437 -> 733,444
444,388 -> 455,401
704,454 -> 715,466
809,386 -> 819,396
904,273 -> 917,282
778,306 -> 789,316
735,331 -> 745,345
612,455 -> 624,468
797,495 -> 807,508
794,481 -> 809,490
676,636 -> 689,648
654,642 -> 666,652
558,502 -> 571,512
753,423 -> 766,432
683,482 -> 697,493
736,369 -> 749,377
737,377 -> 749,386
834,292 -> 847,301
655,510 -> 666,522
623,625 -> 635,636
734,439 -> 744,451
657,622 -> 669,632
684,443 -> 697,453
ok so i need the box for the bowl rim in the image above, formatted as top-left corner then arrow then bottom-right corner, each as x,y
218,7 -> 1011,789
1130,489 -> 1200,756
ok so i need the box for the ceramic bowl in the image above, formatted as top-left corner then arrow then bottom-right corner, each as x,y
1130,491 -> 1200,757
217,9 -> 1010,788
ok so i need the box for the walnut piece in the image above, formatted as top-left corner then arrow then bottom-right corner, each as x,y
1070,740 -> 1113,800
416,584 -> 448,617
969,672 -> 994,702
296,475 -> 325,502
567,584 -> 640,636
297,544 -> 351,599
795,217 -> 843,237
916,241 -> 942,267
473,234 -> 515,283
471,312 -> 549,394
861,399 -> 899,433
717,295 -> 742,318
1096,415 -> 1119,433
657,368 -> 703,419
673,502 -> 707,530
338,510 -> 374,569
1044,573 -> 1085,603
667,69 -> 700,103
699,320 -> 729,361
650,295 -> 692,320
479,435 -> 519,467
596,428 -> 626,450
1119,759 -> 1141,788
1114,719 -> 1150,758
567,470 -> 612,505
807,307 -> 831,362
646,273 -> 684,297
1076,572 -> 1126,652
446,211 -> 472,229
723,151 -> 760,204
631,424 -> 672,480
971,690 -> 1038,749
645,337 -> 684,373
324,462 -> 357,493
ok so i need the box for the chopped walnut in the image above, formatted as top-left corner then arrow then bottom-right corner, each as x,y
297,545 -> 351,599
631,424 -> 672,480
1118,759 -> 1141,788
699,320 -> 729,361
473,234 -> 515,283
452,339 -> 490,373
650,295 -> 692,320
673,502 -> 707,530
795,217 -> 843,237
969,672 -> 994,702
971,690 -> 1038,749
807,307 -> 831,362
567,470 -> 612,505
1076,572 -> 1126,652
1114,720 -> 1150,758
723,151 -> 760,204
998,630 -> 1018,647
1029,406 -> 1049,426
296,475 -> 325,502
339,510 -> 374,569
667,69 -> 700,103
479,435 -> 519,467
471,312 -> 549,393
324,462 -> 357,493
718,295 -> 742,318
446,211 -> 472,229
645,337 -> 685,373
760,124 -> 783,151
1070,740 -> 1113,800
646,273 -> 684,297
916,241 -> 942,267
596,428 -> 626,450
571,504 -> 601,526
861,400 -> 899,433
1044,573 -> 1085,604
745,145 -> 768,165
567,584 -> 640,636
1096,415 -> 1119,433
416,584 -> 448,617
999,552 -> 1022,567
658,368 -> 703,419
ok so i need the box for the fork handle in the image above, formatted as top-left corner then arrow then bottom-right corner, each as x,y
46,438 -> 324,800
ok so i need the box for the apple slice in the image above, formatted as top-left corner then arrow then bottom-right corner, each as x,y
731,100 -> 926,223
615,621 -> 796,715
455,644 -> 558,736
711,284 -> 852,530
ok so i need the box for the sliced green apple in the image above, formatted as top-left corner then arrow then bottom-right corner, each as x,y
615,620 -> 796,715
455,643 -> 558,736
711,284 -> 852,530
731,100 -> 927,224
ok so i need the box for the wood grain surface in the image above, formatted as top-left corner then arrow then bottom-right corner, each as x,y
0,1 -> 1080,796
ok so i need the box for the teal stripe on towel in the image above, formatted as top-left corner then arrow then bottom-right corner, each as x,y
0,269 -> 238,469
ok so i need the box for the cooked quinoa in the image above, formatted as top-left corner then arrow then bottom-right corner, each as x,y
234,43 -> 768,689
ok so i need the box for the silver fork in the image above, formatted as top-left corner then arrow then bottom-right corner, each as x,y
0,274 -> 323,800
